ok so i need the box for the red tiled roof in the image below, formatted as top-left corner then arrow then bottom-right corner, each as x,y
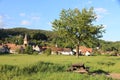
5,43 -> 23,50
79,46 -> 92,53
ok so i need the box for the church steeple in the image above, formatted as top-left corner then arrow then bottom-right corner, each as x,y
23,34 -> 28,46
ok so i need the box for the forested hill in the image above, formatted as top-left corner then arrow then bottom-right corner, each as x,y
0,27 -> 55,41
0,27 -> 52,37
0,27 -> 58,46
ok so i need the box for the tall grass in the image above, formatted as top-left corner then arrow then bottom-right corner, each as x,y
0,61 -> 113,80
0,54 -> 120,80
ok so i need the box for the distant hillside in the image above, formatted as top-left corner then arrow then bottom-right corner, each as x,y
0,27 -> 54,40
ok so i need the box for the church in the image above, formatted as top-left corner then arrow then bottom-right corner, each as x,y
0,34 -> 41,54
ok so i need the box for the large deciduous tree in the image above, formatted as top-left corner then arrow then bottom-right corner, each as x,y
52,7 -> 104,57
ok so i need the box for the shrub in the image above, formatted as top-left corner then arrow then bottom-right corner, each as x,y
43,48 -> 51,56
25,46 -> 33,54
33,51 -> 39,55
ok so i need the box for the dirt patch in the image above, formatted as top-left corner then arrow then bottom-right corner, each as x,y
108,73 -> 120,80
89,70 -> 120,80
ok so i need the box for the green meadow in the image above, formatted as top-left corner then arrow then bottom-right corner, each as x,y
0,54 -> 120,80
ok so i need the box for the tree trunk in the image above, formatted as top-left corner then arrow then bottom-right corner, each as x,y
76,44 -> 79,58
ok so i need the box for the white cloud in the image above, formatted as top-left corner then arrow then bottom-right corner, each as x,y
95,8 -> 109,20
95,8 -> 108,14
19,13 -> 26,17
19,13 -> 41,22
21,20 -> 31,26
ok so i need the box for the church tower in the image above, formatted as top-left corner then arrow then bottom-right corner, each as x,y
23,34 -> 28,46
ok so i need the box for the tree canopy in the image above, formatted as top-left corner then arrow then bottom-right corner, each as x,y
52,7 -> 104,57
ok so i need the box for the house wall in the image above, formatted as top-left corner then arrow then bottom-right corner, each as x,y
33,46 -> 40,52
60,51 -> 73,55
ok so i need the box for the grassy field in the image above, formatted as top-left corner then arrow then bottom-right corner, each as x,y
0,54 -> 120,80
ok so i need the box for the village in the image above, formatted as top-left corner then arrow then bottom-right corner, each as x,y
0,34 -> 93,56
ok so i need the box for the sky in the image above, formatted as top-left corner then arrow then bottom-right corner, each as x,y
0,0 -> 120,41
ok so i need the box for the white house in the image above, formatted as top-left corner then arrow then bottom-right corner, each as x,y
32,45 -> 41,52
73,46 -> 92,56
51,47 -> 73,55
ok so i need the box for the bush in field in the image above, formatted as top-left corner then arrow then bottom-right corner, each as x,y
43,48 -> 51,56
25,46 -> 33,54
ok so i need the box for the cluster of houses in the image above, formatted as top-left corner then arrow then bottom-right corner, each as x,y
0,34 -> 93,56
